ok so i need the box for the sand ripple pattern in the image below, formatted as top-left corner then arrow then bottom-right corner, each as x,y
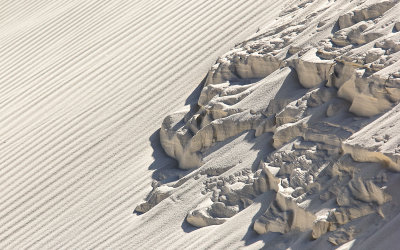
0,0 -> 273,249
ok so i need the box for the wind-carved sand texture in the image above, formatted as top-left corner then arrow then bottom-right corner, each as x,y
3,0 -> 400,249
136,0 -> 400,248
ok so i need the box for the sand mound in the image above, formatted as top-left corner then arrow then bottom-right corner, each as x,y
137,0 -> 400,248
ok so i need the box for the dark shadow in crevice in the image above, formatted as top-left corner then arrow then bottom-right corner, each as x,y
148,129 -> 185,185
181,219 -> 198,233
239,192 -> 280,247
185,76 -> 206,105
230,78 -> 263,86
331,20 -> 340,34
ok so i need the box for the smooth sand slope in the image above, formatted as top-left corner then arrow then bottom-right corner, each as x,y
0,0 -> 276,249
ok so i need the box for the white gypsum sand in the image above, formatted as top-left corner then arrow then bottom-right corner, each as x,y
3,0 -> 400,249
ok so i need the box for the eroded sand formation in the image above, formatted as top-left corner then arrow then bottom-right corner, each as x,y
137,0 -> 400,247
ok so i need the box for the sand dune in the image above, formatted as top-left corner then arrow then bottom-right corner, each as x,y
2,0 -> 400,249
0,0 -> 275,249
